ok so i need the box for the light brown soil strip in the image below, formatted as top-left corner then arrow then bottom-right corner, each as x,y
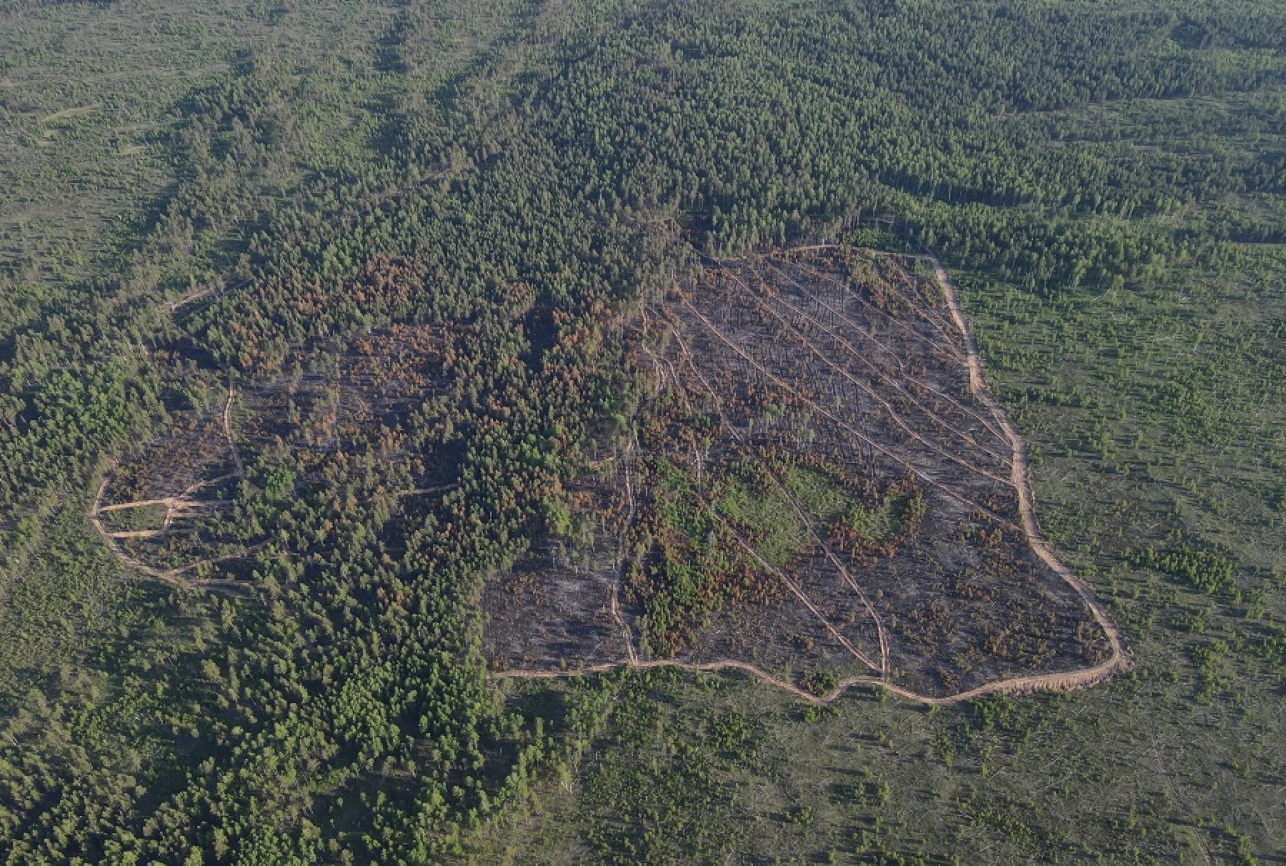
98,498 -> 226,515
494,658 -> 849,704
396,483 -> 459,497
493,654 -> 1125,707
89,479 -> 184,586
106,529 -> 171,540
166,288 -> 215,313
89,478 -> 258,592
97,496 -> 230,540
167,278 -> 252,314
97,497 -> 188,513
925,254 -> 1128,678
223,382 -> 245,478
180,472 -> 241,498
165,542 -> 269,579
88,381 -> 255,593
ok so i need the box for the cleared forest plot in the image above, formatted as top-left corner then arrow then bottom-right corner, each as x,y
92,244 -> 1122,699
480,469 -> 641,673
90,323 -> 456,588
484,247 -> 1122,700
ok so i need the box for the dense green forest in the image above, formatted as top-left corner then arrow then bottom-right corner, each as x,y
0,0 -> 1283,862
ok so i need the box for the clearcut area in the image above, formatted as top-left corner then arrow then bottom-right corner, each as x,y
483,245 -> 1126,701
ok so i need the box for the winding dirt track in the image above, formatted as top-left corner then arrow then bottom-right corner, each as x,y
921,253 -> 1129,683
493,249 -> 1129,706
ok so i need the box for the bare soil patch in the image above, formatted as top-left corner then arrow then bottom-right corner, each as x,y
88,244 -> 1124,701
90,323 -> 457,590
483,246 -> 1125,701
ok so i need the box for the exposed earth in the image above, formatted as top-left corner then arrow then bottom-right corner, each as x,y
481,246 -> 1127,701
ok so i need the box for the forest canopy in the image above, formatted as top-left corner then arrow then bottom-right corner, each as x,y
0,0 -> 1282,862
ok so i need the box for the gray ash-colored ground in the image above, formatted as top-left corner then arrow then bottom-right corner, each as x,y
95,323 -> 456,579
481,466 -> 638,673
480,247 -> 1114,699
96,247 -> 1112,698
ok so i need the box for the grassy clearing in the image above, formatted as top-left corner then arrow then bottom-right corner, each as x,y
715,463 -> 857,568
717,463 -> 898,566
717,471 -> 809,567
784,465 -> 851,524
836,490 -> 925,549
